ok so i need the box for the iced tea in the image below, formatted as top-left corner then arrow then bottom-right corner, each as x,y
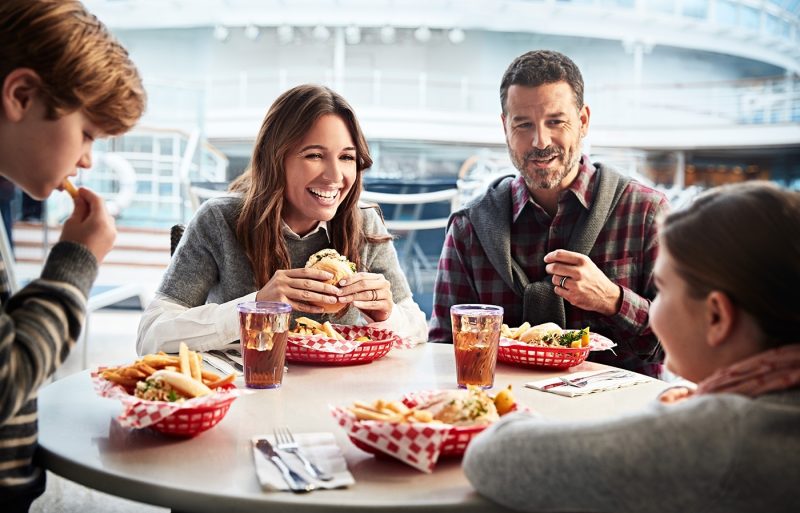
237,302 -> 291,389
451,304 -> 503,389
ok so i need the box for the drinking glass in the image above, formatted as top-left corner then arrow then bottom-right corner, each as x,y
450,304 -> 503,389
237,301 -> 291,389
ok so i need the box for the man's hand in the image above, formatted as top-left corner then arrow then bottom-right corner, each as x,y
59,187 -> 116,263
544,249 -> 622,316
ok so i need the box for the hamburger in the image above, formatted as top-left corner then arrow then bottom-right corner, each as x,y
305,249 -> 356,313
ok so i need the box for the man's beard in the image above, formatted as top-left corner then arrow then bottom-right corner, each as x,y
510,143 -> 581,190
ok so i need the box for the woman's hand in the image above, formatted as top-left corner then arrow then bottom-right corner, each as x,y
336,272 -> 393,322
255,268 -> 341,313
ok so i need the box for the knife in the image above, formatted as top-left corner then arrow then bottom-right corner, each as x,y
256,439 -> 315,493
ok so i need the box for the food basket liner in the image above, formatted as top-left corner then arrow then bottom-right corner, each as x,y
91,369 -> 239,434
330,390 -> 489,473
287,325 -> 399,364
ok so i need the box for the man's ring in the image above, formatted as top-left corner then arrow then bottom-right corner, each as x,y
559,276 -> 568,288
370,289 -> 378,301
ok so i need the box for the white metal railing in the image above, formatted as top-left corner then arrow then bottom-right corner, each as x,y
52,128 -> 229,228
182,70 -> 800,130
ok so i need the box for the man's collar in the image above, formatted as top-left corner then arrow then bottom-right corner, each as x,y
511,154 -> 595,222
281,220 -> 330,241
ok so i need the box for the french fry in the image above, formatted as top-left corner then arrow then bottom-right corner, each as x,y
207,374 -> 235,389
511,322 -> 531,340
178,342 -> 191,377
134,362 -> 157,376
350,407 -> 395,421
187,349 -> 201,381
142,354 -> 179,368
349,398 -> 435,424
411,409 -> 434,422
385,401 -> 410,415
101,371 -> 138,389
62,178 -> 79,198
322,321 -> 345,340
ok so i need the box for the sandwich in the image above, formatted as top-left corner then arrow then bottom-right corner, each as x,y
518,322 -> 563,345
417,387 -> 499,427
304,249 -> 356,313
135,369 -> 212,402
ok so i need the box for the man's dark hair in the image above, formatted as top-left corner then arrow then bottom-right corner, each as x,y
500,50 -> 584,114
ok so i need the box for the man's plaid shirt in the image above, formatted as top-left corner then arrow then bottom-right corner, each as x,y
429,157 -> 670,377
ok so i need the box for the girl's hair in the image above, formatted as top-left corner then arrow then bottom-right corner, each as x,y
0,0 -> 145,134
660,181 -> 800,347
230,84 -> 388,287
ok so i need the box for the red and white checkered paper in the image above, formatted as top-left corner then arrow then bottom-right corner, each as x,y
329,390 -> 486,473
91,369 -> 240,429
288,325 -> 408,354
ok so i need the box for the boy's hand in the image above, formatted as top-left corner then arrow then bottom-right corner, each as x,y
59,187 -> 117,263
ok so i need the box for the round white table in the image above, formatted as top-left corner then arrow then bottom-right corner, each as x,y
38,343 -> 670,512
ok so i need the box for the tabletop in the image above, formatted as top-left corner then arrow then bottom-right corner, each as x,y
38,343 -> 671,513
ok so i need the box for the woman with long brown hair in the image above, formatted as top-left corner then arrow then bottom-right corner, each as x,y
464,181 -> 800,513
137,85 -> 427,354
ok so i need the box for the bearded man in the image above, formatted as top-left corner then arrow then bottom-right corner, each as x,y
429,50 -> 669,378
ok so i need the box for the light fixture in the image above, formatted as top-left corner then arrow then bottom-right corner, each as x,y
244,24 -> 260,41
213,25 -> 230,42
448,28 -> 465,44
312,25 -> 331,42
414,26 -> 432,43
344,25 -> 361,45
379,25 -> 396,44
277,24 -> 294,44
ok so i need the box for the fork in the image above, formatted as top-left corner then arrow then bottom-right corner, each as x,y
274,427 -> 333,481
563,371 -> 634,388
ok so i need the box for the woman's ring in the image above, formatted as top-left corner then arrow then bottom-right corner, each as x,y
370,289 -> 378,301
559,276 -> 568,288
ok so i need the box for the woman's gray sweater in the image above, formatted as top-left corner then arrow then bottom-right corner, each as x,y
159,195 -> 413,326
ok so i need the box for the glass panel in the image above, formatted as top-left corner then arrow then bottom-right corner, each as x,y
682,0 -> 708,19
740,5 -> 760,31
648,0 -> 676,15
716,0 -> 738,26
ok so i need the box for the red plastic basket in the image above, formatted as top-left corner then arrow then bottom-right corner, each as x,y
349,424 -> 486,458
149,384 -> 237,437
286,325 -> 395,365
498,343 -> 591,369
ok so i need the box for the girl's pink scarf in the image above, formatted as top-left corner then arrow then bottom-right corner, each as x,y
659,344 -> 800,404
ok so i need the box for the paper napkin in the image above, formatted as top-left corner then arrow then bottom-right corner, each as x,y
525,371 -> 652,397
251,432 -> 355,491
203,344 -> 244,376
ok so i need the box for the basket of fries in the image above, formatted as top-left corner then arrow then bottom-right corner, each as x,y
331,387 -> 517,472
94,343 -> 239,437
287,318 -> 396,365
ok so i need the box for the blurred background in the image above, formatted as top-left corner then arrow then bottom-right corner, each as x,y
3,0 -> 799,321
